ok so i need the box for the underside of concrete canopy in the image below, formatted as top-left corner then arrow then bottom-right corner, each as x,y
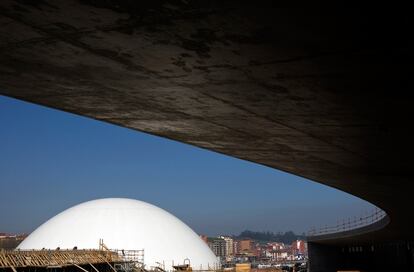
1,2 -> 413,271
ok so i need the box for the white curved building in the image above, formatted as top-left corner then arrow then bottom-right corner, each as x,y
18,198 -> 218,270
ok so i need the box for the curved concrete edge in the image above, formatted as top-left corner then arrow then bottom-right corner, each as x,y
307,215 -> 390,242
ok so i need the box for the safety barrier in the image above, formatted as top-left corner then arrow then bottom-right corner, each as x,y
307,207 -> 387,236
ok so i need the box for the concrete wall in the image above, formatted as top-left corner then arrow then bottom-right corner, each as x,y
308,241 -> 414,272
0,238 -> 23,250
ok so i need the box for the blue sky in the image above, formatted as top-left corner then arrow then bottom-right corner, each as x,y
0,95 -> 375,236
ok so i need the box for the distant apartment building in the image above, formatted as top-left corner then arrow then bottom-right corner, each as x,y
238,239 -> 253,253
233,240 -> 239,255
0,233 -> 17,239
219,236 -> 234,257
291,240 -> 307,255
207,237 -> 226,259
268,242 -> 284,251
253,243 -> 266,258
275,250 -> 289,261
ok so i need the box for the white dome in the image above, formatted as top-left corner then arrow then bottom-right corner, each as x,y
18,198 -> 218,270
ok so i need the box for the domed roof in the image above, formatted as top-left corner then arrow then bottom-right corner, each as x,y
18,198 -> 218,270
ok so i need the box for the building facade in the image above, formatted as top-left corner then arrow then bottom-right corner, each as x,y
207,237 -> 226,259
219,236 -> 234,257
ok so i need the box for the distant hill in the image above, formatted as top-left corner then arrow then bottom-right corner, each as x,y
236,230 -> 306,244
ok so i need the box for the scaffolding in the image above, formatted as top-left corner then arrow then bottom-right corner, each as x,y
100,239 -> 145,272
0,249 -> 122,270
113,249 -> 145,272
0,240 -> 144,272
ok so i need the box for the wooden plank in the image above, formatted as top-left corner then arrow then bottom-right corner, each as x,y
73,263 -> 89,272
104,259 -> 118,272
89,262 -> 101,272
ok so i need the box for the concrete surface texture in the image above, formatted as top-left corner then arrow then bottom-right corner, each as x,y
0,1 -> 413,245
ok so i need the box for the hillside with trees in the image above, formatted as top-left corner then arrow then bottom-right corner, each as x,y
236,230 -> 306,244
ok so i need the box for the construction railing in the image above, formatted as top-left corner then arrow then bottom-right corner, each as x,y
307,207 -> 387,236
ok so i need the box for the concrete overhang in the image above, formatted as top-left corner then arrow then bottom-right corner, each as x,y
0,1 -> 412,244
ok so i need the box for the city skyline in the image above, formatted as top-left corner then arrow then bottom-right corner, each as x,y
0,95 -> 376,236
